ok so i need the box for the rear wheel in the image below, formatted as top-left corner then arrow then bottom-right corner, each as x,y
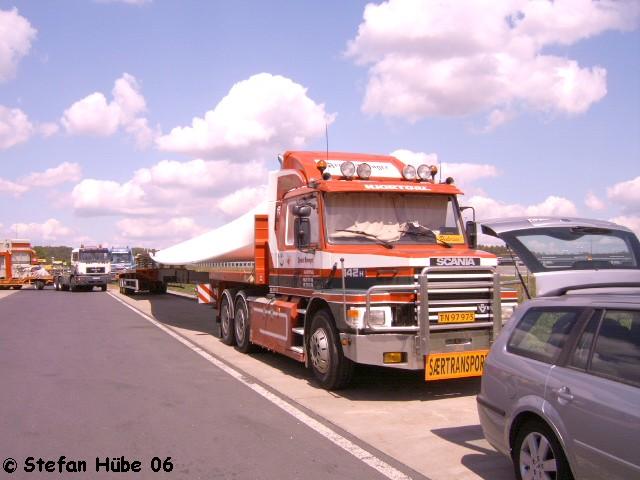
101,284 -> 107,292
513,420 -> 573,480
36,280 -> 45,290
220,291 -> 235,345
234,292 -> 254,353
308,310 -> 353,390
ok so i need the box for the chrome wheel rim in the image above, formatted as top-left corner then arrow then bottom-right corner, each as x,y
220,299 -> 231,336
235,306 -> 246,344
520,431 -> 558,480
310,327 -> 330,374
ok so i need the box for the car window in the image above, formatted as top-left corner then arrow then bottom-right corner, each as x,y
569,312 -> 601,370
590,310 -> 640,387
507,308 -> 581,364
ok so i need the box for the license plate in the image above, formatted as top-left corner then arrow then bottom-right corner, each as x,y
425,350 -> 488,381
438,311 -> 475,323
92,277 -> 100,280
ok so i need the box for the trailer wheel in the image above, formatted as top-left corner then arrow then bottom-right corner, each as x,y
308,310 -> 354,390
36,280 -> 45,290
220,290 -> 235,345
234,292 -> 255,353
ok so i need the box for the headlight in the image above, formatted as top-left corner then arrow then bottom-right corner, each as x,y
417,164 -> 431,181
402,165 -> 417,180
340,161 -> 356,179
356,162 -> 371,179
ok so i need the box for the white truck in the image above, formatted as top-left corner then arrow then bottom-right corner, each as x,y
54,246 -> 111,292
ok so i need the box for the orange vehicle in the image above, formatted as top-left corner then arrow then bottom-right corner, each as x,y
152,151 -> 518,389
0,239 -> 53,290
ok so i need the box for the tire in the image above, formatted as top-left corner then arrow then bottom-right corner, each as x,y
234,292 -> 255,353
70,277 -> 78,292
220,290 -> 235,345
36,281 -> 45,290
101,284 -> 107,292
308,310 -> 354,390
54,277 -> 60,291
513,420 -> 573,480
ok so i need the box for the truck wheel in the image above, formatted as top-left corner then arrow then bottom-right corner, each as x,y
101,284 -> 107,292
513,420 -> 572,480
54,277 -> 60,291
70,277 -> 78,292
234,292 -> 255,353
308,310 -> 354,390
220,290 -> 235,346
36,280 -> 45,290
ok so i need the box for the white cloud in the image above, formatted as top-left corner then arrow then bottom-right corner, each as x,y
61,73 -> 154,147
469,194 -> 578,220
585,191 -> 605,211
217,185 -> 268,217
38,122 -> 60,138
157,73 -> 334,159
116,217 -> 206,248
607,176 -> 640,214
0,178 -> 28,196
391,149 -> 498,188
0,105 -> 33,149
10,218 -> 73,242
347,0 -> 639,125
21,162 -> 82,187
0,8 -> 37,83
71,157 -> 267,217
0,162 -> 82,197
611,215 -> 640,238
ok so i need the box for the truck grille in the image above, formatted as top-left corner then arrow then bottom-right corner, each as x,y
391,268 -> 495,327
86,267 -> 105,274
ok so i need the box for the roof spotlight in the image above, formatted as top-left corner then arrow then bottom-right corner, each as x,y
417,164 -> 431,181
316,159 -> 327,173
402,164 -> 417,180
445,176 -> 455,184
340,161 -> 356,179
430,165 -> 438,180
357,163 -> 371,179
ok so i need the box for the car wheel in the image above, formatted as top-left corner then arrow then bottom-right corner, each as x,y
234,292 -> 254,353
220,290 -> 235,345
308,310 -> 353,390
513,420 -> 573,480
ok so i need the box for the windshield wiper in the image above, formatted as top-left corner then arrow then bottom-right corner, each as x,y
335,229 -> 394,249
399,223 -> 452,248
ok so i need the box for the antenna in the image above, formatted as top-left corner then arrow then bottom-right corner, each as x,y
439,159 -> 442,183
325,123 -> 329,161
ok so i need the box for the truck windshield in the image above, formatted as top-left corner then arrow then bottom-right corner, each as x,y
79,250 -> 109,263
501,227 -> 640,272
111,253 -> 132,264
324,193 -> 462,245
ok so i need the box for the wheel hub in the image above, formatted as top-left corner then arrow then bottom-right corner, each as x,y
520,432 -> 557,480
235,308 -> 246,343
310,328 -> 330,374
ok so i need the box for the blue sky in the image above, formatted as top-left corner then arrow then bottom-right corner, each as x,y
0,0 -> 638,247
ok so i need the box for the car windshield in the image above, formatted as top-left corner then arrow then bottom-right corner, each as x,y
111,253 -> 132,264
324,193 -> 463,245
503,227 -> 640,272
79,250 -> 109,263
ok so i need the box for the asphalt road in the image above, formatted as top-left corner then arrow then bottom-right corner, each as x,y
0,289 -> 415,479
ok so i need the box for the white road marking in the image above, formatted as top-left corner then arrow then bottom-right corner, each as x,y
107,292 -> 413,480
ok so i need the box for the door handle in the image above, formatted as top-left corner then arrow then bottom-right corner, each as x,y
555,386 -> 574,403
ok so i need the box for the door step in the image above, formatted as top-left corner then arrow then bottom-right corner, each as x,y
291,327 -> 304,336
289,346 -> 303,354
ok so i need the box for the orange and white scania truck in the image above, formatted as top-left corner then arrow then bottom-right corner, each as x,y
0,239 -> 53,290
152,151 -> 517,389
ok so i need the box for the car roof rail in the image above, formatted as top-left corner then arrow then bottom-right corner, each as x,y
542,282 -> 640,297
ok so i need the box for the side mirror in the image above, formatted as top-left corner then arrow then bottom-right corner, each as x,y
466,220 -> 477,249
292,205 -> 312,217
294,217 -> 311,249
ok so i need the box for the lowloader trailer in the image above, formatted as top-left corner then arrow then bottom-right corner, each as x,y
153,151 -> 518,390
0,239 -> 53,290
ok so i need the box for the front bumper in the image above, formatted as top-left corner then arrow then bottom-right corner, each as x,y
75,275 -> 109,286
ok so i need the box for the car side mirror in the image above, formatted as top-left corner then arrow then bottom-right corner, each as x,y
292,205 -> 312,217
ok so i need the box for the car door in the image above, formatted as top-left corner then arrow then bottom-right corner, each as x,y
545,309 -> 640,480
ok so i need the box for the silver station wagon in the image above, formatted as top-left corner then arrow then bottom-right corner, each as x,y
474,217 -> 640,480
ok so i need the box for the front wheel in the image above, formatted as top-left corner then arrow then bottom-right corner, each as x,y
513,420 -> 573,480
308,310 -> 353,390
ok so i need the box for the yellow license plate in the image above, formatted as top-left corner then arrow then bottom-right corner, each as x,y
438,311 -> 475,323
425,350 -> 488,381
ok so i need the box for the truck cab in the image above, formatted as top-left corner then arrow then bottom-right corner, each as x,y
54,246 -> 111,292
110,246 -> 135,278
